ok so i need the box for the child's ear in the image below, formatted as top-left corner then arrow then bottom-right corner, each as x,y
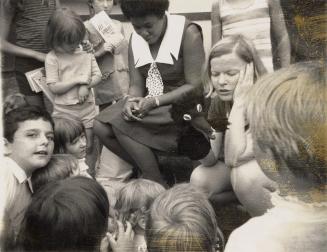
137,214 -> 146,230
3,138 -> 12,156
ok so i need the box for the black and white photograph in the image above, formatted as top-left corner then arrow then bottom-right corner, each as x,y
0,0 -> 326,251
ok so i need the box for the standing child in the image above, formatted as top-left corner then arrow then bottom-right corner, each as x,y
45,8 -> 102,172
211,0 -> 290,72
0,106 -> 54,250
0,0 -> 60,107
85,0 -> 130,111
52,115 -> 94,178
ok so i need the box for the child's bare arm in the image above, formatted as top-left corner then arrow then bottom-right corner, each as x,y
89,55 -> 102,87
45,54 -> 88,94
211,0 -> 222,46
268,0 -> 291,67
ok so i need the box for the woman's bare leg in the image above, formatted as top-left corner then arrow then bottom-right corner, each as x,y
190,161 -> 236,205
231,160 -> 277,216
93,120 -> 136,166
113,127 -> 167,187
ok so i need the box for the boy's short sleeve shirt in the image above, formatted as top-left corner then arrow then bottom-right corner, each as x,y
0,157 -> 32,248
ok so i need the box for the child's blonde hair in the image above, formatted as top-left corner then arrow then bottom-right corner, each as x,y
146,183 -> 222,252
247,61 -> 327,188
203,35 -> 267,97
53,115 -> 85,154
115,179 -> 165,222
31,154 -> 78,192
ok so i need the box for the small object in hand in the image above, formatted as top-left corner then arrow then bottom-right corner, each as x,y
183,114 -> 192,121
196,104 -> 202,113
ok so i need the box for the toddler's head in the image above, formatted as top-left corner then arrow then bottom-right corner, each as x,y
115,179 -> 165,231
3,94 -> 27,114
146,183 -> 222,252
46,8 -> 85,53
247,61 -> 327,198
4,106 -> 54,175
53,115 -> 87,159
31,154 -> 79,192
20,177 -> 109,251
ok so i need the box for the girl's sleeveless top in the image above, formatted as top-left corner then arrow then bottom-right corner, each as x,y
219,0 -> 274,72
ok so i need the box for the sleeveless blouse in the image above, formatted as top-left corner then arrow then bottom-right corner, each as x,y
219,0 -> 274,72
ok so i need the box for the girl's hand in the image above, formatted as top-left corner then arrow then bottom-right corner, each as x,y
122,97 -> 142,121
103,42 -> 114,53
233,63 -> 254,103
78,85 -> 90,103
81,40 -> 95,54
107,221 -> 135,252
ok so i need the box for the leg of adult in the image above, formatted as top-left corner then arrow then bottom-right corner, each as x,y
93,120 -> 137,167
112,127 -> 167,187
190,161 -> 236,205
230,159 -> 278,217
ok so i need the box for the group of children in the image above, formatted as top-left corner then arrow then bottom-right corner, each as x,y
1,0 -> 326,251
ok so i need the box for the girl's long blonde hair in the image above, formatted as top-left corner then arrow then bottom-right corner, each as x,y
203,35 -> 267,98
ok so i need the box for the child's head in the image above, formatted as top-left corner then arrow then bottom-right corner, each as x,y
21,176 -> 109,251
46,8 -> 85,53
203,35 -> 266,99
115,179 -> 165,230
4,106 -> 54,174
247,61 -> 327,195
31,154 -> 79,192
3,93 -> 27,114
88,0 -> 114,15
146,183 -> 220,252
53,115 -> 87,159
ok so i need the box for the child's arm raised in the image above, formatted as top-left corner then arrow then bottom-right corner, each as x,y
211,0 -> 222,46
45,53 -> 89,94
268,0 -> 291,68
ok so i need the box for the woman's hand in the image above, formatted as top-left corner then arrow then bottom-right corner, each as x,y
131,97 -> 157,118
121,97 -> 143,121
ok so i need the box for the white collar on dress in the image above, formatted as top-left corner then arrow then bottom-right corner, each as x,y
131,12 -> 186,68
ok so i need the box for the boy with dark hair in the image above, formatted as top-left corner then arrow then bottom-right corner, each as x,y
0,106 -> 54,249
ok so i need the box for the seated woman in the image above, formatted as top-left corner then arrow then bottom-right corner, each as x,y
190,35 -> 277,216
94,0 -> 206,186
